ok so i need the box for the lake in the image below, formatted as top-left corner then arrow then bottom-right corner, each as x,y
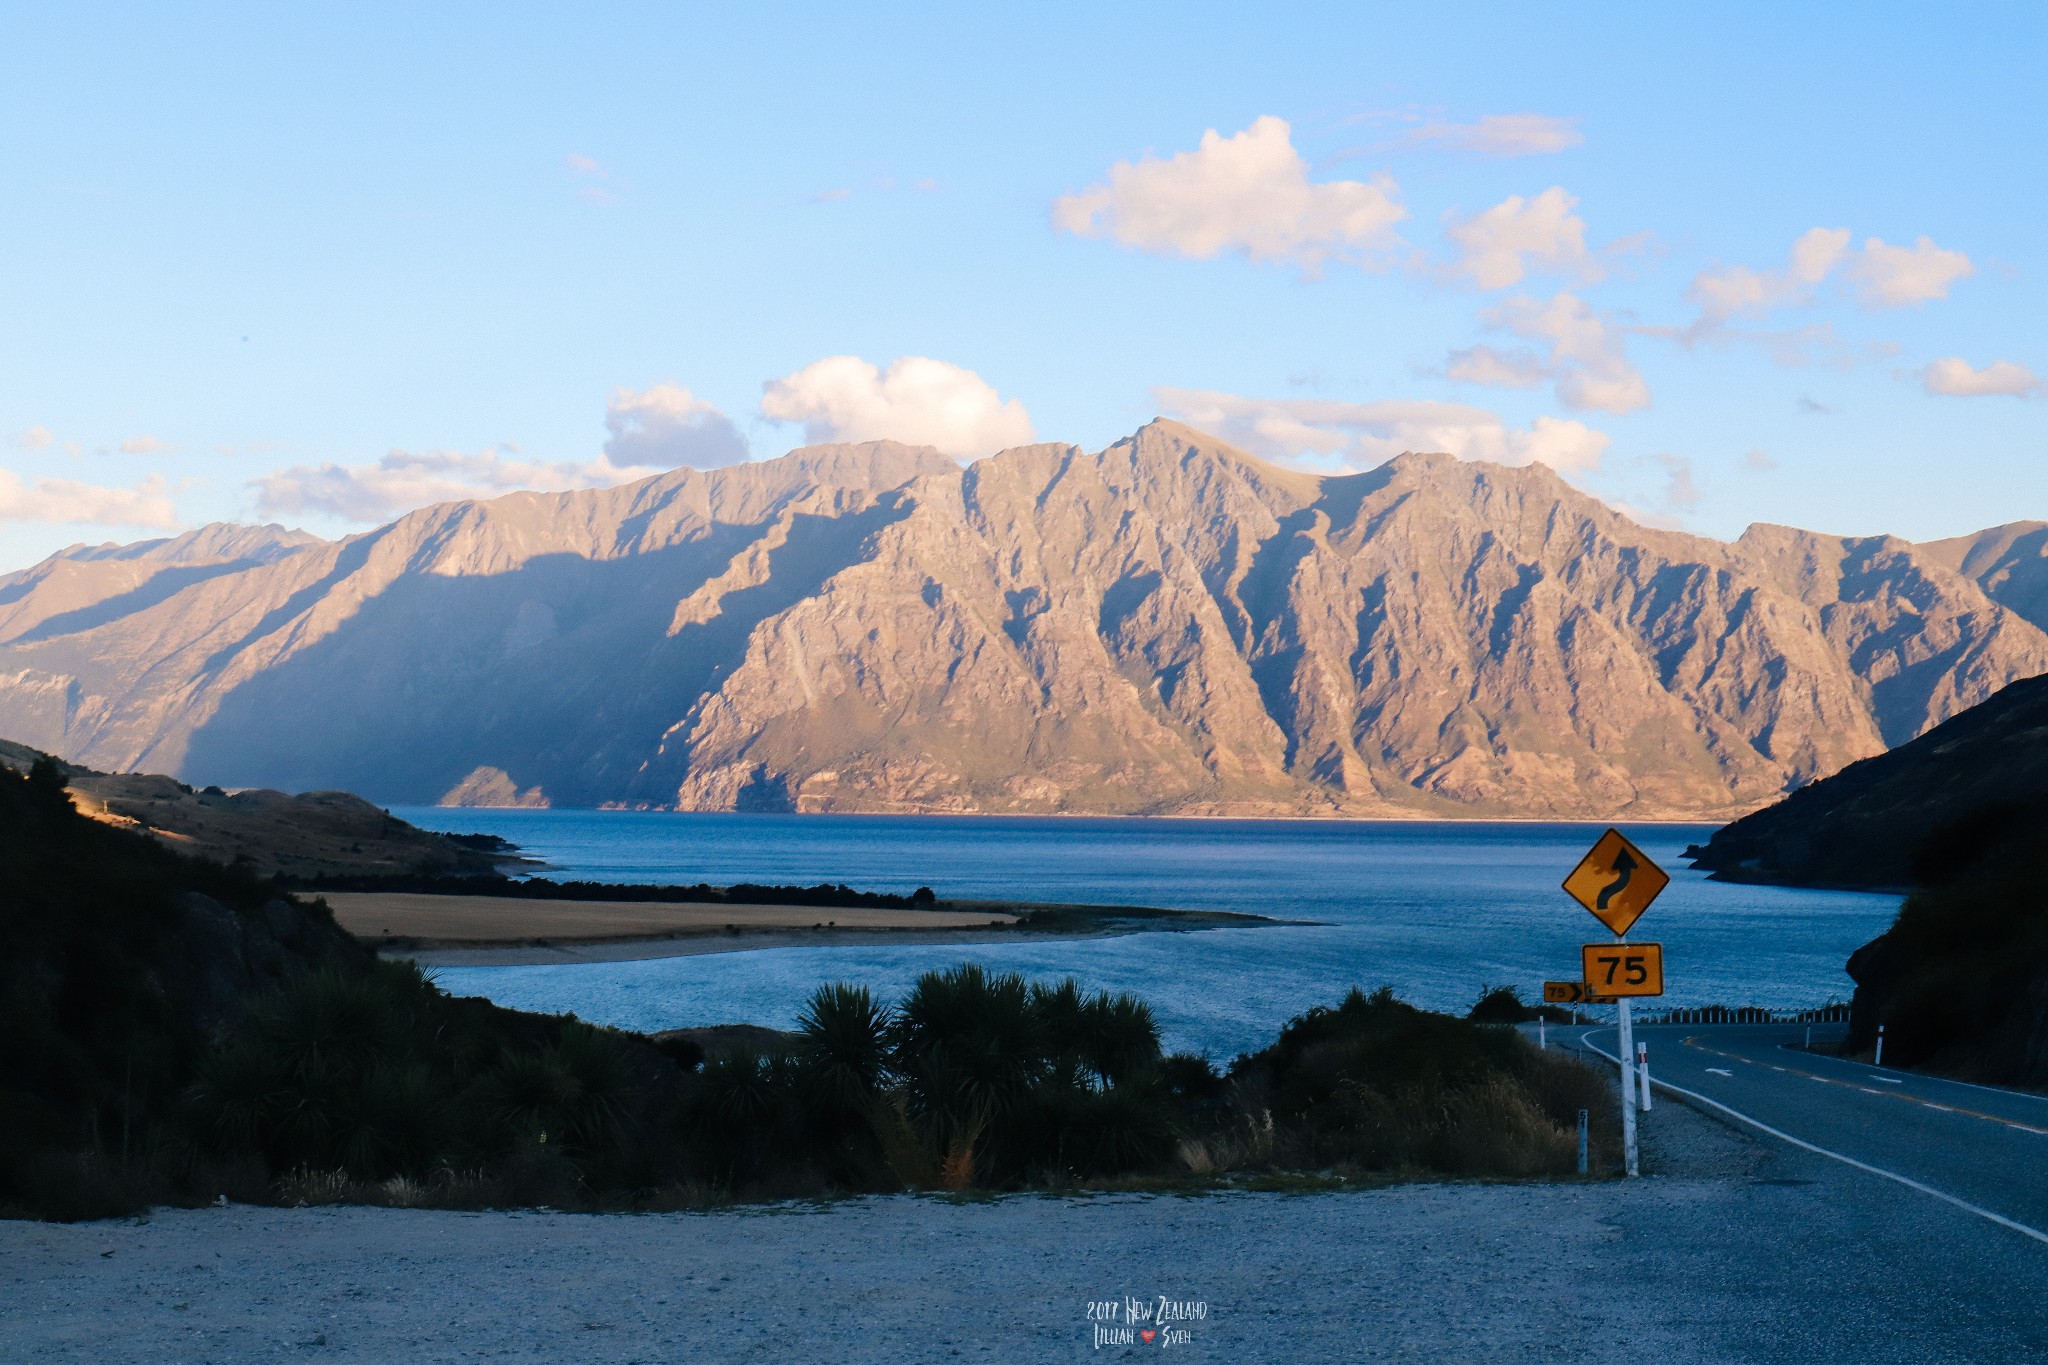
391,809 -> 1899,1060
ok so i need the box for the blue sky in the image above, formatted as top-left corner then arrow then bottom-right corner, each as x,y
2,1 -> 2042,569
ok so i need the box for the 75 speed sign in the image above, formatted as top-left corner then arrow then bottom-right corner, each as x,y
1580,942 -> 1665,998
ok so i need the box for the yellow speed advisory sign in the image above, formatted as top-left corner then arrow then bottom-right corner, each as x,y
1562,827 -> 1670,936
1581,942 -> 1665,998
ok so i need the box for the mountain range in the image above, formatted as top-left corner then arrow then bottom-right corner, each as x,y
3,420 -> 2046,820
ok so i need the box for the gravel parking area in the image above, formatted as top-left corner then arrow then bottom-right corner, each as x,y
5,1101 -> 2045,1363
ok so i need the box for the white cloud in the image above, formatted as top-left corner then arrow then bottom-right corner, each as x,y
1688,227 -> 1851,326
1444,187 -> 1597,289
1688,228 -> 1971,334
1154,387 -> 1610,475
760,355 -> 1034,458
1920,357 -> 2039,398
565,152 -> 621,205
1650,453 -> 1702,511
0,469 -> 178,528
1457,292 -> 1650,414
603,383 -> 750,468
1851,235 -> 1974,306
12,425 -> 55,451
117,434 -> 168,455
1397,113 -> 1583,157
1444,345 -> 1548,388
1052,115 -> 1407,274
251,448 -> 662,523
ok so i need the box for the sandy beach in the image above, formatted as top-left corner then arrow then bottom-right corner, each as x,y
378,925 -> 1040,967
319,892 -> 1282,966
322,892 -> 1016,958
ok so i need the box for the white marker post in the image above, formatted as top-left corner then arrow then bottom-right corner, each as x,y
1539,1015 -> 1547,1050
1636,1041 -> 1653,1112
1616,994 -> 1639,1177
1875,1023 -> 1885,1067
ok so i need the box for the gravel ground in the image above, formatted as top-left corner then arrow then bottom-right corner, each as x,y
5,1101 -> 2045,1363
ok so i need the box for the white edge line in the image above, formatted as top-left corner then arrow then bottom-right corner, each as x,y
1579,1031 -> 2048,1249
1767,1043 -> 2048,1107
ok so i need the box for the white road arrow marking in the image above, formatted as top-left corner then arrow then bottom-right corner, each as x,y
1706,1067 -> 1733,1076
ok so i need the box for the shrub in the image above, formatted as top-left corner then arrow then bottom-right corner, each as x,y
1228,987 -> 1614,1178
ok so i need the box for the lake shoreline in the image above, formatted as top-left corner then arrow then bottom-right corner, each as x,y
382,924 -> 1099,967
354,893 -> 1296,967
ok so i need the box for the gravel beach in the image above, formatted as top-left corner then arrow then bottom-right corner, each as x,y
5,1101 -> 2045,1364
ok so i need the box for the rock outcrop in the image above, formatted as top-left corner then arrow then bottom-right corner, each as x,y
2,421 -> 2044,819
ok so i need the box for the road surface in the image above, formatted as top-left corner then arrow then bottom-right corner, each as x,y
1576,1020 -> 2048,1243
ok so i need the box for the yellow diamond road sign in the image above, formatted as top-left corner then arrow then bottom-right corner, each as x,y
1562,827 -> 1669,936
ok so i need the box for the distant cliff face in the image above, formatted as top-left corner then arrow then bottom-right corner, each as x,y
2,421 -> 2045,819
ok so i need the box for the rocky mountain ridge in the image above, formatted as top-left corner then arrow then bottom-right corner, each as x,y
2,421 -> 2044,820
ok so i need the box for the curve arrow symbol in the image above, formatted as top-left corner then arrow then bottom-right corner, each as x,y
1596,849 -> 1637,911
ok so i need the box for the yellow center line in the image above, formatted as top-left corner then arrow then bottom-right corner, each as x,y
1680,1036 -> 2048,1137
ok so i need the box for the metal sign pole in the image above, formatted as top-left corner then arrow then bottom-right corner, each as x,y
1616,995 -> 1639,1177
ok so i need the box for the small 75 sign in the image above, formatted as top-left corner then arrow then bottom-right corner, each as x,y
1542,981 -> 1616,1005
1581,942 -> 1665,997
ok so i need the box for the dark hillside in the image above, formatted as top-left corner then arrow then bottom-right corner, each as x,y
1687,672 -> 2048,890
0,758 -> 696,1219
0,757 -> 368,1215
1845,833 -> 2048,1087
0,738 -> 514,880
1682,673 -> 2048,1086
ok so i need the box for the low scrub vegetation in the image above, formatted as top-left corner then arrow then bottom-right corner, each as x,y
46,968 -> 1618,1217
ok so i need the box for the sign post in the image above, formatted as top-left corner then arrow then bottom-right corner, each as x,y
1616,997 -> 1637,1177
1561,828 -> 1671,1179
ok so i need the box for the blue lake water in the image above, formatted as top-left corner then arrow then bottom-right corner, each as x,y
391,809 -> 1900,1060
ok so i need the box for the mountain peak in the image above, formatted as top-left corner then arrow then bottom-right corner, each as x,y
2,421 -> 2043,821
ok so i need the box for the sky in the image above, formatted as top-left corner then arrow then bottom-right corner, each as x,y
2,1 -> 2043,570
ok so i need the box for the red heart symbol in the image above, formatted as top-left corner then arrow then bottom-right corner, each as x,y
1140,1329 -> 1156,1344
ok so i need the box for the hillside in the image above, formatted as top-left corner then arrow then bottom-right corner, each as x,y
1685,672 -> 2048,1086
0,739 -> 513,880
1685,672 -> 2048,890
2,421 -> 2045,819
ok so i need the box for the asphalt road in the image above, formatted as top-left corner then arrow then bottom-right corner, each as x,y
1576,1020 -> 2048,1242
